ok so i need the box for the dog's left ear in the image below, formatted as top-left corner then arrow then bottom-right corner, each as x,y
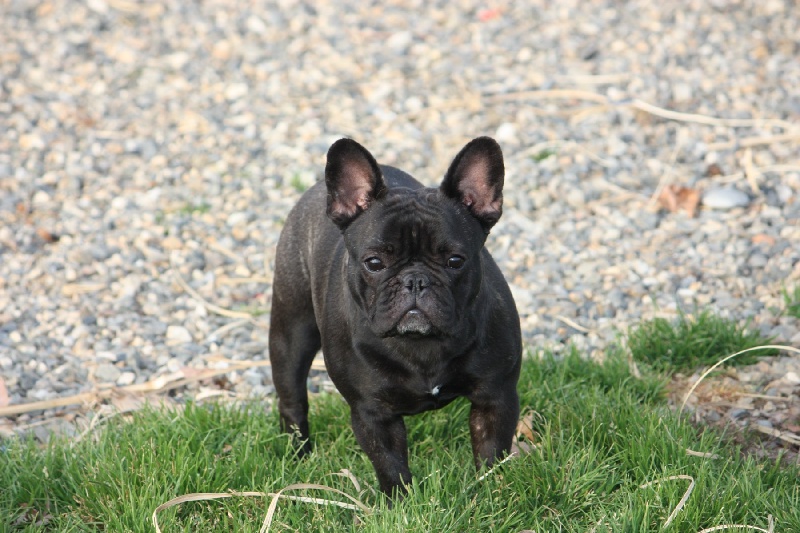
440,136 -> 505,231
325,138 -> 387,229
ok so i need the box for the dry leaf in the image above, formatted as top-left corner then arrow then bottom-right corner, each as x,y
511,411 -> 538,457
657,184 -> 701,217
36,228 -> 60,243
515,411 -> 536,442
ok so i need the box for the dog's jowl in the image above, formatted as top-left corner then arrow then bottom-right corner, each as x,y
269,137 -> 522,497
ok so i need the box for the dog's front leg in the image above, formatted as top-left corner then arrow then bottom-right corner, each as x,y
468,387 -> 520,469
350,405 -> 411,497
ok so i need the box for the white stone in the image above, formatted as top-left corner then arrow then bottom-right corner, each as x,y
86,0 -> 108,14
495,122 -> 518,144
227,212 -> 249,227
702,187 -> 750,209
116,372 -> 136,386
224,83 -> 249,101
246,15 -> 268,34
166,325 -> 193,344
673,82 -> 693,103
111,196 -> 129,210
387,31 -> 412,52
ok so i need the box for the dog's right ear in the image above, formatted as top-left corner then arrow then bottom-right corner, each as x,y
325,138 -> 386,229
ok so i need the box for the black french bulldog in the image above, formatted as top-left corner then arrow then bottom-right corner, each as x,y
269,136 -> 521,497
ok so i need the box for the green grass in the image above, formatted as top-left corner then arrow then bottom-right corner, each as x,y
628,310 -> 778,373
154,202 -> 211,225
289,173 -> 308,193
176,202 -> 211,216
530,148 -> 556,162
232,305 -> 270,317
782,285 -> 800,319
2,348 -> 798,532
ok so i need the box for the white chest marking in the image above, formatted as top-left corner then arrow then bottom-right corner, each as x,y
431,385 -> 441,396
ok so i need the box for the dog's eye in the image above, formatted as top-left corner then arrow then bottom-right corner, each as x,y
446,256 -> 465,269
364,257 -> 386,272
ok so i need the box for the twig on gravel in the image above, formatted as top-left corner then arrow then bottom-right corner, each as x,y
207,318 -> 253,343
587,180 -> 648,208
568,104 -> 613,123
741,148 -> 763,196
554,73 -> 631,85
754,164 -> 800,173
706,133 -> 800,152
207,239 -> 248,264
206,355 -> 327,372
484,89 -> 610,104
736,392 -> 792,401
551,314 -> 592,334
754,425 -> 800,446
484,89 -> 798,132
171,268 -> 254,319
0,390 -> 111,417
629,99 -> 796,131
712,164 -> 800,184
0,363 -> 272,417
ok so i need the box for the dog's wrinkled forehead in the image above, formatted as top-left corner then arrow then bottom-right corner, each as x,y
386,187 -> 451,223
352,187 -> 476,251
384,187 -> 442,214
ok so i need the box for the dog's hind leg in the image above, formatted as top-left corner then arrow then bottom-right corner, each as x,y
269,239 -> 321,455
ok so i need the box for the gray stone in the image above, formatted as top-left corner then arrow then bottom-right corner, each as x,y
95,363 -> 121,383
728,409 -> 749,420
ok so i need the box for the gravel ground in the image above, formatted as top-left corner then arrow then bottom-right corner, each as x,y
1,0 -> 799,450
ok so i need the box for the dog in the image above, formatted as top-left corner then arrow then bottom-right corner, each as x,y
269,136 -> 521,496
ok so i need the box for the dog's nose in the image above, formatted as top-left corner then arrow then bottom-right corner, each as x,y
403,272 -> 430,293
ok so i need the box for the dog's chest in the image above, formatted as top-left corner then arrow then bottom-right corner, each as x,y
380,370 -> 470,415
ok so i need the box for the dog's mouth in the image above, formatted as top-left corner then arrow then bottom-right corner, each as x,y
387,308 -> 439,338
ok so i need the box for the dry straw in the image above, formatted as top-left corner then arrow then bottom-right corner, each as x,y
151,482 -> 371,533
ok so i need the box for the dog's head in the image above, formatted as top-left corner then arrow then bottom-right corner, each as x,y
325,137 -> 504,338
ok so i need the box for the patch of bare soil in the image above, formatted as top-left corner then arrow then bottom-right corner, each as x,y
669,356 -> 800,466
